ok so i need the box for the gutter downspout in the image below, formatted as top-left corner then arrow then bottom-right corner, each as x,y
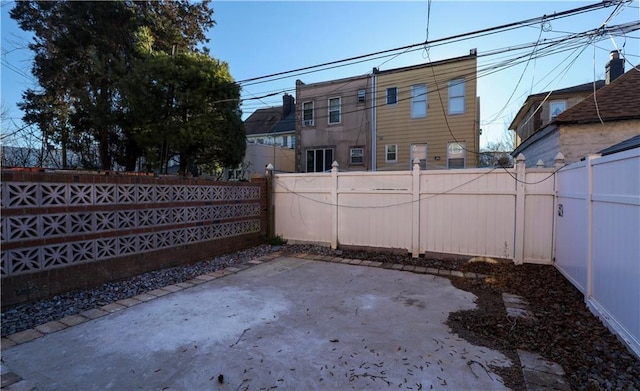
371,69 -> 377,171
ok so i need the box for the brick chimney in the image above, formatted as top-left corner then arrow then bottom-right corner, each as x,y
283,93 -> 295,117
605,50 -> 624,84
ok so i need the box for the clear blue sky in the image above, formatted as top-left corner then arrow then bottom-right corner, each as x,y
2,1 -> 639,148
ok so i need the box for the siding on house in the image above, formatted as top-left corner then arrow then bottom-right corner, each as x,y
509,81 -> 605,144
515,127 -> 561,167
374,53 -> 479,170
295,75 -> 372,172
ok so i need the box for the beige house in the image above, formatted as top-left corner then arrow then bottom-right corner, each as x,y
295,75 -> 372,172
373,51 -> 479,170
509,81 -> 606,147
511,52 -> 639,167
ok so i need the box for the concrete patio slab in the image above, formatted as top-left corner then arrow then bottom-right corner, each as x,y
2,257 -> 513,390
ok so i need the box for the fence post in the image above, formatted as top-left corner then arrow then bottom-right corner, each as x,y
331,161 -> 339,249
552,153 -> 565,264
412,158 -> 421,258
514,153 -> 526,265
585,154 -> 600,301
266,163 -> 274,240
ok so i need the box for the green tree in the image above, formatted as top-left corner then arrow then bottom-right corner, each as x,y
10,0 -> 242,174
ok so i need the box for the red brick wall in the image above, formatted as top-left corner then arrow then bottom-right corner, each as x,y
1,170 -> 269,306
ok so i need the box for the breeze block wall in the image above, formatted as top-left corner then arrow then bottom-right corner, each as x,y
0,169 -> 268,306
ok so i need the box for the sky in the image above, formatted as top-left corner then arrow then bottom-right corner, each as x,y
1,1 -> 639,148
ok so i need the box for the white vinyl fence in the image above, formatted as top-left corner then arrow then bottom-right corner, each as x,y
272,156 -> 556,264
555,149 -> 640,358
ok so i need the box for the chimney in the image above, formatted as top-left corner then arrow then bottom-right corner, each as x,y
283,93 -> 295,117
605,50 -> 624,84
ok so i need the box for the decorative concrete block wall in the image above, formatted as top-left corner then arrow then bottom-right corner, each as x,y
1,170 -> 268,306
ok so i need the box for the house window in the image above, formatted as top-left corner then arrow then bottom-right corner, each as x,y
410,144 -> 427,170
549,100 -> 566,121
350,147 -> 364,165
328,97 -> 341,124
385,144 -> 397,162
386,87 -> 397,105
447,142 -> 466,169
306,148 -> 334,172
411,84 -> 427,118
357,89 -> 366,103
302,101 -> 314,127
448,79 -> 465,114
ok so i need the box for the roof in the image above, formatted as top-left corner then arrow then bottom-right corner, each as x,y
508,80 -> 605,130
598,134 -> 640,156
270,111 -> 295,134
244,106 -> 283,136
554,67 -> 640,124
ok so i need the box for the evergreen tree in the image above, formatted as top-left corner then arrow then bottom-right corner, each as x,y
10,0 -> 245,173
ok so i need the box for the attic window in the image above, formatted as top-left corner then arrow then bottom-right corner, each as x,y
550,100 -> 566,121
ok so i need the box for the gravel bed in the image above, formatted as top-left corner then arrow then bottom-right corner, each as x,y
1,245 -> 275,337
3,244 -> 639,390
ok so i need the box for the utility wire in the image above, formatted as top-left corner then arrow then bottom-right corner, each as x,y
237,1 -> 620,86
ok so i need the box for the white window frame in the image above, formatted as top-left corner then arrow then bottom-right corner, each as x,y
302,101 -> 314,127
385,144 -> 398,163
411,84 -> 427,118
350,147 -> 364,165
448,79 -> 465,115
306,148 -> 334,173
447,141 -> 466,169
549,100 -> 567,121
357,89 -> 366,103
328,97 -> 341,124
386,87 -> 398,105
410,143 -> 427,170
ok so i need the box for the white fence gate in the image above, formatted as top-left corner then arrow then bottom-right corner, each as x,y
272,156 -> 556,264
555,149 -> 640,358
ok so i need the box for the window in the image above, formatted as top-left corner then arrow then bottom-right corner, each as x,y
302,101 -> 314,126
357,89 -> 366,103
328,97 -> 341,124
306,148 -> 334,172
447,142 -> 466,169
350,147 -> 364,165
411,84 -> 427,118
549,100 -> 566,121
386,87 -> 397,105
448,79 -> 465,114
410,144 -> 427,170
385,144 -> 397,162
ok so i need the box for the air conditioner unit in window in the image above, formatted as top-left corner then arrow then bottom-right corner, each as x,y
303,120 -> 314,127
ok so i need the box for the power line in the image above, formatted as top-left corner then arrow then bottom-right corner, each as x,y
236,1 -> 621,86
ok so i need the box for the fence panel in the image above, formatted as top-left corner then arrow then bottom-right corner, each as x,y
590,150 -> 640,358
555,149 -> 640,359
555,161 -> 589,293
273,162 -> 555,263
523,171 -> 557,263
272,174 -> 333,244
337,172 -> 413,250
419,169 -> 517,258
